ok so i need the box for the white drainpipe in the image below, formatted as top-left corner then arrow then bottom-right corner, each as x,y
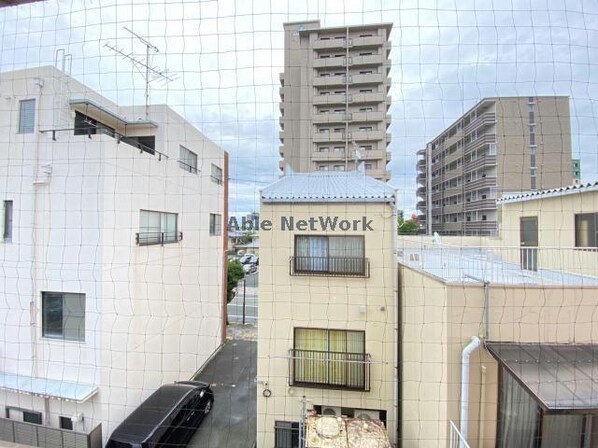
460,336 -> 482,447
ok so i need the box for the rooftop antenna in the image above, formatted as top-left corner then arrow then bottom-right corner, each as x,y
104,26 -> 178,119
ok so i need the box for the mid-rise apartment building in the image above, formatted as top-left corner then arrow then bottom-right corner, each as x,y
279,21 -> 392,181
0,65 -> 227,446
256,171 -> 397,447
416,96 -> 573,235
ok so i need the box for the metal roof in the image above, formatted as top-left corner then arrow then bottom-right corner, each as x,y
498,181 -> 598,204
487,343 -> 598,412
261,172 -> 396,203
0,372 -> 97,403
70,98 -> 158,128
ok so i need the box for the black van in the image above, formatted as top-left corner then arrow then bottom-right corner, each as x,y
106,381 -> 214,448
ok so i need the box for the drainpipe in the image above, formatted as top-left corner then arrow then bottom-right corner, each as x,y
478,365 -> 487,447
460,336 -> 482,448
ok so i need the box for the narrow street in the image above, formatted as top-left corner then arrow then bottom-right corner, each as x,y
227,271 -> 258,324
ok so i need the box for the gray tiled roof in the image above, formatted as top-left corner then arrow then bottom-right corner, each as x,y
498,181 -> 598,204
261,172 -> 396,203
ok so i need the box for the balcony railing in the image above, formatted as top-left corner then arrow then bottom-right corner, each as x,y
0,417 -> 102,448
289,348 -> 371,391
178,160 -> 198,173
136,231 -> 183,246
290,256 -> 370,277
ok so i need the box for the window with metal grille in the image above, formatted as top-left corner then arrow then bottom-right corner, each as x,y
18,99 -> 35,133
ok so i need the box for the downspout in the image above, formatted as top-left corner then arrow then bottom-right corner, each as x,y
392,190 -> 400,445
478,365 -> 487,447
460,336 -> 482,448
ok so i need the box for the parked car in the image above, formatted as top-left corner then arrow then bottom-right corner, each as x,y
239,254 -> 257,265
106,381 -> 214,448
243,263 -> 257,274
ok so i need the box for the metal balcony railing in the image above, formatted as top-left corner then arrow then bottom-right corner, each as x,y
136,231 -> 183,246
0,417 -> 102,448
290,256 -> 370,277
289,348 -> 371,391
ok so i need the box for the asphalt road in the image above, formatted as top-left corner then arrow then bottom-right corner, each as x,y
188,340 -> 257,448
228,271 -> 258,324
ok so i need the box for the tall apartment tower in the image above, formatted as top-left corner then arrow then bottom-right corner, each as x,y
279,20 -> 393,181
416,96 -> 573,235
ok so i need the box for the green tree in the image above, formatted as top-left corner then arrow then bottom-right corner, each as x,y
227,259 -> 245,303
241,232 -> 255,244
398,219 -> 420,235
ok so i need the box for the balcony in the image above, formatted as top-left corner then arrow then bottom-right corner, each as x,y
313,38 -> 348,50
443,203 -> 464,214
465,154 -> 497,172
313,74 -> 347,87
289,348 -> 371,391
350,129 -> 385,141
279,86 -> 284,99
465,176 -> 497,191
313,56 -> 346,68
444,149 -> 463,166
279,145 -> 284,157
312,150 -> 346,162
0,416 -> 102,448
443,221 -> 464,232
350,111 -> 387,122
312,112 -> 349,124
417,186 -> 426,197
279,130 -> 285,143
463,220 -> 498,234
417,159 -> 427,170
417,200 -> 427,209
464,111 -> 496,135
444,166 -> 463,182
279,72 -> 284,85
465,198 -> 497,211
350,92 -> 386,103
444,130 -> 464,149
313,131 -> 346,143
351,34 -> 385,47
349,54 -> 385,66
366,168 -> 391,181
290,256 -> 370,277
464,134 -> 496,155
313,93 -> 348,106
360,149 -> 388,161
416,172 -> 427,184
350,73 -> 384,85
444,185 -> 464,197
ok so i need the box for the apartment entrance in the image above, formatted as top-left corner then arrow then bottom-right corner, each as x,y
520,216 -> 538,271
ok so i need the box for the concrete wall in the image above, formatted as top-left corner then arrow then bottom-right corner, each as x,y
0,66 -> 225,442
257,201 -> 397,447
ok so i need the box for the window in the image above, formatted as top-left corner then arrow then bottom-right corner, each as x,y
359,107 -> 373,112
291,328 -> 368,390
74,112 -> 115,138
320,109 -> 330,114
275,421 -> 299,448
138,210 -> 180,245
3,200 -> 13,242
332,146 -> 343,152
333,127 -> 343,133
488,143 -> 497,155
318,146 -> 329,153
359,126 -> 373,132
320,128 -> 330,134
318,165 -> 329,171
60,416 -> 74,430
364,163 -> 373,170
359,52 -> 373,56
42,292 -> 85,342
575,213 -> 598,248
293,235 -> 366,276
178,146 -> 198,173
333,165 -> 345,171
122,135 -> 156,155
209,213 -> 222,236
359,89 -> 373,93
359,70 -> 373,75
211,164 -> 223,185
360,145 -> 373,151
529,131 -> 536,146
7,408 -> 42,425
18,99 -> 35,134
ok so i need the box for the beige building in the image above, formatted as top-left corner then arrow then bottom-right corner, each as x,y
398,182 -> 598,447
279,21 -> 392,181
256,172 -> 398,447
416,96 -> 573,236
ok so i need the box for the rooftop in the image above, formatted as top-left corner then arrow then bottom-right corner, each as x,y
498,181 -> 598,204
398,246 -> 598,286
261,172 -> 396,204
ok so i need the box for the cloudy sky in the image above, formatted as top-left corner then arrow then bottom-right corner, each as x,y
1,0 -> 597,215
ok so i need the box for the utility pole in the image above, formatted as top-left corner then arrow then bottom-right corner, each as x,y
299,395 -> 307,448
242,278 -> 247,325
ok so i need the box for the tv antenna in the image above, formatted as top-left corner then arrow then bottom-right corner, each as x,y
105,26 -> 178,119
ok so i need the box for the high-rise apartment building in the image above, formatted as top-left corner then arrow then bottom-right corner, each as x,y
279,21 -> 393,181
416,96 -> 573,235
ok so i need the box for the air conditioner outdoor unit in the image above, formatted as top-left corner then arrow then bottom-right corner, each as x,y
321,406 -> 342,417
354,409 -> 381,420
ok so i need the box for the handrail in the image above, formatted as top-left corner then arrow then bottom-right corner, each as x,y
40,126 -> 169,161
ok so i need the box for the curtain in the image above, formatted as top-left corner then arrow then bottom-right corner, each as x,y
541,415 -> 585,448
294,328 -> 328,384
498,367 -> 540,448
329,236 -> 363,274
295,236 -> 328,272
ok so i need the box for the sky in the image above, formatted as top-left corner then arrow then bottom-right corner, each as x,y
1,0 -> 597,216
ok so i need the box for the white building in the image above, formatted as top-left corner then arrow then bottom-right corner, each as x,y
0,65 -> 228,446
